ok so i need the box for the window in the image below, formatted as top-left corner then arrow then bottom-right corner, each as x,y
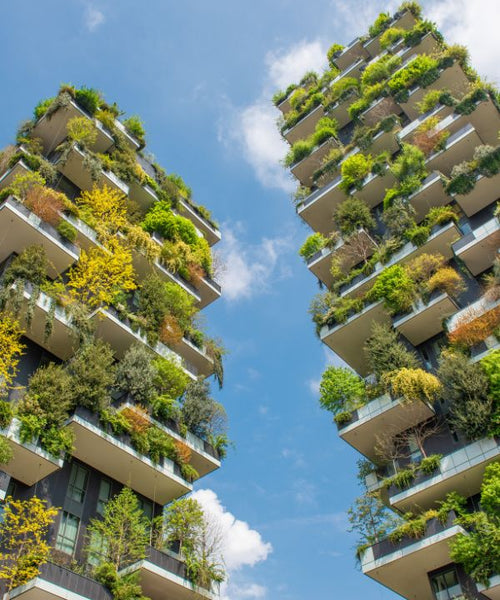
67,463 -> 89,504
430,568 -> 464,600
87,530 -> 108,566
56,512 -> 80,555
138,497 -> 153,521
97,479 -> 111,515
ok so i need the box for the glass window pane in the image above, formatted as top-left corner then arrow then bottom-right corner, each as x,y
56,512 -> 80,555
97,479 -> 111,515
67,464 -> 89,504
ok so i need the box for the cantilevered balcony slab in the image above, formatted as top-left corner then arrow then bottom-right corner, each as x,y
391,32 -> 440,66
477,575 -> 500,600
341,221 -> 460,300
178,199 -> 221,247
122,547 -> 216,600
356,169 -> 396,207
8,283 -> 75,360
282,105 -> 324,145
363,10 -> 417,58
394,292 -> 458,346
320,301 -> 390,376
90,307 -> 197,379
5,562 -> 112,600
453,216 -> 500,275
325,90 -> 358,129
401,62 -> 471,121
361,96 -> 401,128
297,175 -> 344,234
408,172 -> 448,222
368,127 -> 401,157
0,197 -> 79,276
54,144 -> 129,197
129,180 -> 159,211
455,172 -> 500,217
362,514 -> 464,600
447,296 -> 500,335
291,138 -> 340,187
0,158 -> 31,190
31,99 -> 114,154
0,418 -> 63,486
114,118 -> 141,151
398,104 -> 455,144
425,124 -> 482,176
307,229 -> 377,287
171,337 -> 214,378
338,394 -> 435,463
67,408 -> 192,504
389,438 -> 500,513
119,402 -> 220,478
333,37 -> 369,72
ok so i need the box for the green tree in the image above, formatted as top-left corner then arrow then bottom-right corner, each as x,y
181,380 -> 227,440
115,343 -> 156,404
161,497 -> 204,555
364,322 -> 419,380
319,366 -> 366,416
0,496 -> 58,591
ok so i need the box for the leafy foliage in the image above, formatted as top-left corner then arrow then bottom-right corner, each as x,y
319,367 -> 366,416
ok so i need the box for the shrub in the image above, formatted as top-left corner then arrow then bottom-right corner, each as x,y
21,363 -> 73,426
426,205 -> 458,227
420,454 -> 442,474
340,153 -> 373,191
319,366 -> 366,416
448,306 -> 500,349
369,12 -> 391,38
334,411 -> 353,426
416,89 -> 444,114
445,160 -> 477,196
56,220 -> 77,243
33,97 -> 54,120
74,86 -> 102,115
3,245 -> 49,287
181,380 -> 227,440
153,356 -> 189,399
364,322 -> 419,380
67,116 -> 97,148
0,400 -> 13,429
299,233 -> 327,261
427,267 -> 465,298
334,197 -> 375,236
480,349 -> 500,403
407,252 -> 445,286
390,143 -> 427,182
405,224 -> 430,246
380,27 -> 404,49
23,185 -> 66,228
284,140 -> 312,167
327,43 -> 344,66
388,55 -> 439,94
370,264 -> 415,313
382,199 -> 416,238
361,55 -> 402,88
123,116 -> 146,146
383,368 -> 441,403
389,467 -> 416,490
0,435 -> 13,464
115,343 -> 156,404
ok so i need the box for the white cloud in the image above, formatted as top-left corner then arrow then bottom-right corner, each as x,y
427,0 -> 500,84
219,223 -> 292,302
219,40 -> 327,192
83,4 -> 105,31
192,489 -> 272,571
191,489 -> 272,600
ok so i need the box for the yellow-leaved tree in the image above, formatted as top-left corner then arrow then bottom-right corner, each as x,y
76,185 -> 128,242
0,496 -> 59,591
67,238 -> 136,308
0,313 -> 25,393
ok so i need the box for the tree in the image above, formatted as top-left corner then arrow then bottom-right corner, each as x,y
382,367 -> 441,404
382,198 -> 416,239
86,487 -> 148,572
181,380 -> 227,440
22,363 -> 73,425
152,355 -> 189,399
76,185 -> 127,243
333,197 -> 375,236
0,313 -> 25,393
67,340 -> 116,413
160,498 -> 204,556
3,245 -> 49,287
115,343 -> 156,404
364,322 -> 419,381
0,496 -> 58,591
438,349 -> 493,440
319,366 -> 366,416
67,239 -> 136,308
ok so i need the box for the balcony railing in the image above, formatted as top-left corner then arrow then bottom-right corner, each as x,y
454,171 -> 500,217
5,561 -> 112,600
425,123 -> 482,176
452,216 -> 500,276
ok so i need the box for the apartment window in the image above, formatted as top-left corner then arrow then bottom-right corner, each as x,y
56,512 -> 80,555
67,463 -> 89,504
138,497 -> 153,521
97,479 -> 111,515
430,568 -> 464,600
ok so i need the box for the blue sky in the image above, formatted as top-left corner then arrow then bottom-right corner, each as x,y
0,1 -> 497,598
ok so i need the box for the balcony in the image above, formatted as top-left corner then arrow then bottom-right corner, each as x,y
356,168 -> 396,207
340,221 -> 460,300
368,126 -> 401,157
6,282 -> 75,360
129,180 -> 159,211
398,104 -> 455,144
425,124 -> 482,176
447,296 -> 500,336
477,574 -> 500,600
170,336 -> 214,378
454,172 -> 500,217
61,213 -> 102,252
282,104 -> 324,145
391,32 -> 440,66
320,300 -> 391,376
297,175 -> 343,234
0,418 -> 63,486
0,158 -> 31,190
325,89 -> 359,129
114,118 -> 141,150
0,196 -> 80,276
67,407 -> 192,504
122,546 -> 216,600
360,95 -> 401,128
30,99 -> 114,154
4,561 -> 111,600
119,401 -> 220,477
307,229 -> 377,287
362,512 -> 464,600
291,138 -> 341,187
394,291 -> 459,346
408,172 -> 448,222
53,144 -> 129,197
90,307 -> 198,379
333,37 -> 369,72
453,216 -> 500,276
178,199 -> 221,247
400,62 -> 471,121
338,394 -> 435,462
363,10 -> 417,58
388,437 -> 500,513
